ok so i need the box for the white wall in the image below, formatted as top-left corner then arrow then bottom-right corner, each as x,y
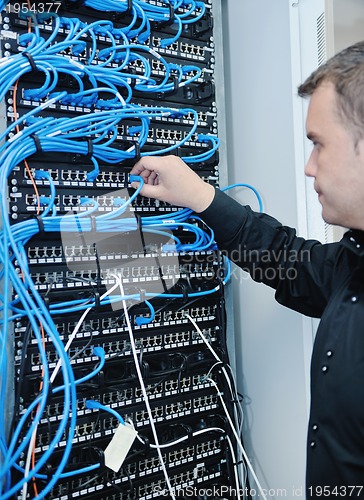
331,0 -> 364,53
221,0 -> 310,496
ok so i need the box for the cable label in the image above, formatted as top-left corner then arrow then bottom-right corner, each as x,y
104,423 -> 138,472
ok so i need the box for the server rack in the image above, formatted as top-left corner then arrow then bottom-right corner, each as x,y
0,1 -> 247,498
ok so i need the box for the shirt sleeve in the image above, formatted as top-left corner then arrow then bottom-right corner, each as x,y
199,188 -> 341,318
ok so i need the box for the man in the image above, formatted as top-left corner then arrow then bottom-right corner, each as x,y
130,41 -> 364,497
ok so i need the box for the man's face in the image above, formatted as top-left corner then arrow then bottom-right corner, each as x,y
305,81 -> 364,230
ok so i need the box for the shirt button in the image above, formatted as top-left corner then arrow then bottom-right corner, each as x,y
350,237 -> 356,242
312,424 -> 318,431
326,350 -> 333,357
310,441 -> 316,448
357,244 -> 361,249
351,296 -> 358,303
322,366 -> 328,373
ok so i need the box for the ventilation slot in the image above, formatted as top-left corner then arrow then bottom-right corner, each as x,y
317,12 -> 326,66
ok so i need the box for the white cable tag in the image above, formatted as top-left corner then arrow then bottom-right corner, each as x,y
104,423 -> 138,472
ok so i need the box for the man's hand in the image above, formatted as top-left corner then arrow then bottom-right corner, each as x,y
129,155 -> 215,213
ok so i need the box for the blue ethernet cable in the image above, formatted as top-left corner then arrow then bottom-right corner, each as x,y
96,175 -> 145,220
1,382 -> 77,499
86,400 -> 126,426
222,183 -> 264,213
182,134 -> 220,163
29,12 -> 62,55
52,347 -> 106,392
33,171 -> 57,218
135,300 -> 156,326
178,0 -> 206,23
126,1 -> 150,43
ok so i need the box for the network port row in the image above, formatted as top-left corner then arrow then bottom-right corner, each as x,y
155,129 -> 205,143
122,393 -> 218,426
23,167 -> 128,185
151,36 -> 208,58
30,265 -> 216,288
137,466 -> 211,499
54,308 -> 216,336
132,373 -> 213,399
16,86 -> 211,126
122,327 -> 216,355
149,59 -> 206,84
24,193 -> 120,210
138,447 -> 212,476
64,306 -> 218,334
28,343 -> 96,368
24,191 -> 196,211
135,305 -> 218,325
39,373 -> 215,423
27,242 -> 183,260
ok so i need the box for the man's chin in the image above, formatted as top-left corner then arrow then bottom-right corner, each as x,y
322,211 -> 343,228
321,208 -> 334,226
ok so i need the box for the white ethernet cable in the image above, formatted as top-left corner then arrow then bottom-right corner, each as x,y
184,314 -> 246,482
50,282 -> 120,384
226,434 -> 243,500
113,274 -> 176,500
207,376 -> 268,500
184,313 -> 267,500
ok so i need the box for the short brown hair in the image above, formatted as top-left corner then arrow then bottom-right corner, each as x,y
298,41 -> 364,144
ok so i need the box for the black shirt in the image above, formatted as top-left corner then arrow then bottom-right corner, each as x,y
200,188 -> 364,498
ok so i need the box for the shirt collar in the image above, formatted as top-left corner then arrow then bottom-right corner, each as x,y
341,229 -> 364,257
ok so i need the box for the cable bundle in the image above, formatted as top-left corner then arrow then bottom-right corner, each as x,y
67,0 -> 206,47
2,16 -> 203,102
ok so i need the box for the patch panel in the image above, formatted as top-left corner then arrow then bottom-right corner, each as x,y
58,466 -> 228,500
133,468 -> 224,500
30,243 -> 219,273
14,298 -> 222,347
11,164 -> 218,221
25,264 -> 219,295
8,107 -> 215,163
